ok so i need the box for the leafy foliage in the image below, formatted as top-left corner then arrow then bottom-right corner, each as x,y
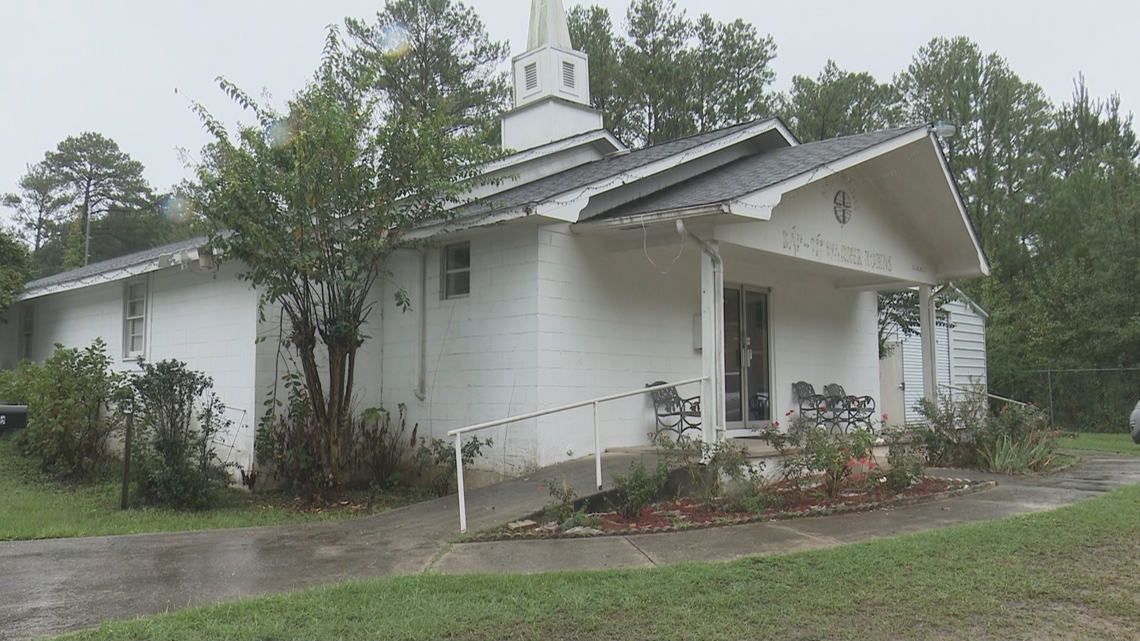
914,390 -> 1058,474
0,227 -> 30,320
412,435 -> 492,497
130,360 -> 233,510
568,0 -> 776,147
16,339 -> 125,480
345,0 -> 510,142
191,27 -> 499,488
780,60 -> 902,143
754,415 -> 877,498
1,161 -> 69,253
610,458 -> 668,519
42,132 -> 156,269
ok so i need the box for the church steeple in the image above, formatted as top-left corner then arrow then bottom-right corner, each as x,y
500,0 -> 603,151
527,0 -> 573,50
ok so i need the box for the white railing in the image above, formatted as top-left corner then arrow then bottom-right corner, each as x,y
938,382 -> 1029,407
446,376 -> 707,532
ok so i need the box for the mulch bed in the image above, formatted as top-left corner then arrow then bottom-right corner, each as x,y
465,476 -> 994,542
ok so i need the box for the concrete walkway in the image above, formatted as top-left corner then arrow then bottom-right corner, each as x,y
3,451 -> 1140,640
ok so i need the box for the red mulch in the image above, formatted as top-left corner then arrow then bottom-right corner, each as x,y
595,477 -> 966,532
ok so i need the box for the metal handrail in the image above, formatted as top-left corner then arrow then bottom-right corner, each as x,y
937,382 -> 1028,407
446,376 -> 707,532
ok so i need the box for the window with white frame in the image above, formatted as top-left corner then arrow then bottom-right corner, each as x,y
20,304 -> 33,361
123,280 -> 147,358
442,242 -> 471,299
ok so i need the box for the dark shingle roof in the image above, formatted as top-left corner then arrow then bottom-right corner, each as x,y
457,119 -> 775,218
23,235 -> 209,293
593,126 -> 927,220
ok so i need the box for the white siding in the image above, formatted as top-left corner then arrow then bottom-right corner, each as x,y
8,263 -> 261,473
901,298 -> 986,423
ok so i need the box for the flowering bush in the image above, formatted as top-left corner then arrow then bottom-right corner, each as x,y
755,413 -> 877,498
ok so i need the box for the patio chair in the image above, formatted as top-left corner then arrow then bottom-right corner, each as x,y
646,381 -> 702,438
823,383 -> 876,433
791,381 -> 827,426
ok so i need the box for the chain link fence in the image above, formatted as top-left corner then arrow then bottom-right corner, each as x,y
1003,368 -> 1140,433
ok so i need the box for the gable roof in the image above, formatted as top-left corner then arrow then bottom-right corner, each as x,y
592,126 -> 926,221
452,119 -> 780,222
20,235 -> 209,300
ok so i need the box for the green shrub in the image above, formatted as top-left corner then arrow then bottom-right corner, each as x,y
610,459 -> 668,519
0,360 -> 35,404
654,434 -> 761,509
131,360 -> 233,510
882,426 -> 925,491
412,435 -> 492,497
17,339 -> 125,480
542,476 -> 581,525
350,405 -> 415,490
915,391 -> 1058,474
914,391 -> 988,468
755,415 -> 876,498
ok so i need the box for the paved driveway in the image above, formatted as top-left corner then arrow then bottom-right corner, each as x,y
3,452 -> 1138,640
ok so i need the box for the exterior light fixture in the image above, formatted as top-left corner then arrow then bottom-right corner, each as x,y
932,121 -> 957,139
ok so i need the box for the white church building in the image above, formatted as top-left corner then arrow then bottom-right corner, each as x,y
0,0 -> 988,477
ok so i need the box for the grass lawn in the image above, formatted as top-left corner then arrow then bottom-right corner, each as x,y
60,482 -> 1140,640
1064,432 -> 1140,456
0,434 -> 433,541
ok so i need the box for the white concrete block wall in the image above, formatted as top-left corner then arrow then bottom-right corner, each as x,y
9,263 -> 260,475
721,247 -> 882,422
146,263 -> 260,471
535,225 -> 703,466
372,225 -> 542,475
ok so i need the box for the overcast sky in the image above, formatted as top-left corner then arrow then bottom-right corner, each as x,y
2,0 -> 1137,214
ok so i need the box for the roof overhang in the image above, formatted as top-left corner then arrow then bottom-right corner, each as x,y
574,129 -> 989,283
408,118 -> 798,241
18,244 -> 211,301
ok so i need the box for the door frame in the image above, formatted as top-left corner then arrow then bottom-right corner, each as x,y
725,283 -> 775,436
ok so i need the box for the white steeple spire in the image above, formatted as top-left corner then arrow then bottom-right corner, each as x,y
501,0 -> 602,151
527,0 -> 573,51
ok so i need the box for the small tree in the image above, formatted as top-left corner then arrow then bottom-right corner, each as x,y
131,360 -> 232,510
191,30 -> 497,488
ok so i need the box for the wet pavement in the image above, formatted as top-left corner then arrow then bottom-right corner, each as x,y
3,451 -> 1139,640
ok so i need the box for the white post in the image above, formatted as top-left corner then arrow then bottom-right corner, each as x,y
593,401 -> 602,489
712,243 -> 725,438
919,284 -> 938,407
699,248 -> 718,443
455,434 -> 467,533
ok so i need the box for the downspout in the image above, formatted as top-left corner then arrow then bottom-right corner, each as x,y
414,248 -> 427,401
676,219 -> 725,442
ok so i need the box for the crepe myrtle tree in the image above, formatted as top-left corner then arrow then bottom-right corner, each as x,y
190,30 -> 499,486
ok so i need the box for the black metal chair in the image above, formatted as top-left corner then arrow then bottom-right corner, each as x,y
823,383 -> 876,433
791,381 -> 827,426
646,381 -> 702,438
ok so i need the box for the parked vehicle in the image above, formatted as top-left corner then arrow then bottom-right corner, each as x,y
1131,399 -> 1140,444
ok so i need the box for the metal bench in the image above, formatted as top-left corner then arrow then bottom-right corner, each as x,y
791,381 -> 830,427
646,381 -> 701,438
823,384 -> 876,433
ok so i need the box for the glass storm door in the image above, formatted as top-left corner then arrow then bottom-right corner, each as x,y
724,287 -> 772,429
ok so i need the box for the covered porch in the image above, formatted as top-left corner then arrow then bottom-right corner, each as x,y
573,126 -> 988,442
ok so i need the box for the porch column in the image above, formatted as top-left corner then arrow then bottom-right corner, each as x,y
919,284 -> 938,406
699,242 -> 725,443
